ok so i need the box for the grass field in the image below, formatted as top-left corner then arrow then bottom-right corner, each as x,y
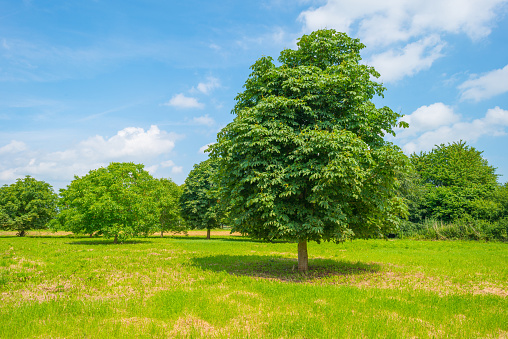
1,231 -> 507,338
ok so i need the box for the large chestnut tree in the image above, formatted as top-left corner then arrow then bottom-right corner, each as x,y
210,29 -> 409,271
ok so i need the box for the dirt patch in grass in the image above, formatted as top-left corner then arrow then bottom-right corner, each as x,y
472,286 -> 508,297
326,270 -> 508,297
170,316 -> 219,337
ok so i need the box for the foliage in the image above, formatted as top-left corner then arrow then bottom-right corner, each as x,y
152,178 -> 186,236
180,159 -> 222,238
0,176 -> 58,236
493,183 -> 508,219
410,141 -> 501,222
396,166 -> 426,222
210,29 -> 409,269
398,218 -> 508,241
57,162 -> 160,243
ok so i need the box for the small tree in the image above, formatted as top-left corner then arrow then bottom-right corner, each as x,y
210,29 -> 408,271
180,159 -> 221,239
0,176 -> 58,236
58,162 -> 159,243
152,178 -> 186,237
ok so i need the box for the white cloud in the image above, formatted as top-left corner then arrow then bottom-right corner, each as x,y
0,168 -> 18,182
171,166 -> 183,174
0,140 -> 27,154
0,125 -> 181,189
459,64 -> 508,102
144,165 -> 159,175
164,93 -> 204,109
298,0 -> 507,46
369,35 -> 444,83
297,0 -> 507,82
159,159 -> 182,174
199,143 -> 214,154
192,114 -> 215,127
398,106 -> 508,153
196,77 -> 220,95
398,103 -> 460,137
77,125 -> 176,160
161,160 -> 175,168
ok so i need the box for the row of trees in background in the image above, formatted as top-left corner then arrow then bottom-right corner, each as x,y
2,140 -> 506,242
0,162 -> 217,243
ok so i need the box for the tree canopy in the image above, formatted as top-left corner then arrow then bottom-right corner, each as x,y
57,162 -> 160,243
409,141 -> 501,221
210,29 -> 409,271
0,176 -> 58,236
152,178 -> 186,237
180,159 -> 222,239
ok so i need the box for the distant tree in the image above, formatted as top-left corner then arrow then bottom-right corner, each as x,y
0,176 -> 58,236
152,178 -> 186,237
58,162 -> 159,243
210,29 -> 409,271
180,159 -> 222,239
494,183 -> 508,219
396,166 -> 427,223
410,141 -> 501,221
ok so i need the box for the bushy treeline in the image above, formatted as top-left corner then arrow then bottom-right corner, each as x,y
398,141 -> 508,241
0,162 -> 222,242
1,142 -> 507,242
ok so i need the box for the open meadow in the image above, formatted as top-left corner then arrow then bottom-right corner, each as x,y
1,231 -> 507,338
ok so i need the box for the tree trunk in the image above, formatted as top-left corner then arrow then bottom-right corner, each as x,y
17,230 -> 26,237
206,228 -> 211,240
90,232 -> 93,238
114,234 -> 118,244
161,230 -> 164,237
298,240 -> 308,272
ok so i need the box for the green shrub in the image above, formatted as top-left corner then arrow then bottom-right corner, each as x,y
396,218 -> 508,241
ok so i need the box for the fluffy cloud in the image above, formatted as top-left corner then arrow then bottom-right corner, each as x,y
198,143 -> 214,154
171,166 -> 183,174
0,140 -> 27,154
369,35 -> 444,83
398,102 -> 460,137
0,125 -> 181,189
298,0 -> 506,46
196,77 -> 220,95
192,114 -> 215,126
164,93 -> 204,109
161,160 -> 175,168
75,125 -> 176,160
397,106 -> 508,153
459,64 -> 508,102
298,0 -> 507,82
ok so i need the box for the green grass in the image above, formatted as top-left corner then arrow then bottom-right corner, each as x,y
1,232 -> 507,338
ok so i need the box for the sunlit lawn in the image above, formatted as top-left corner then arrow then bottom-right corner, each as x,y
1,231 -> 507,338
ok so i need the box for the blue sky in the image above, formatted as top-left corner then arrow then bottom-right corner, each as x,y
1,0 -> 508,190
